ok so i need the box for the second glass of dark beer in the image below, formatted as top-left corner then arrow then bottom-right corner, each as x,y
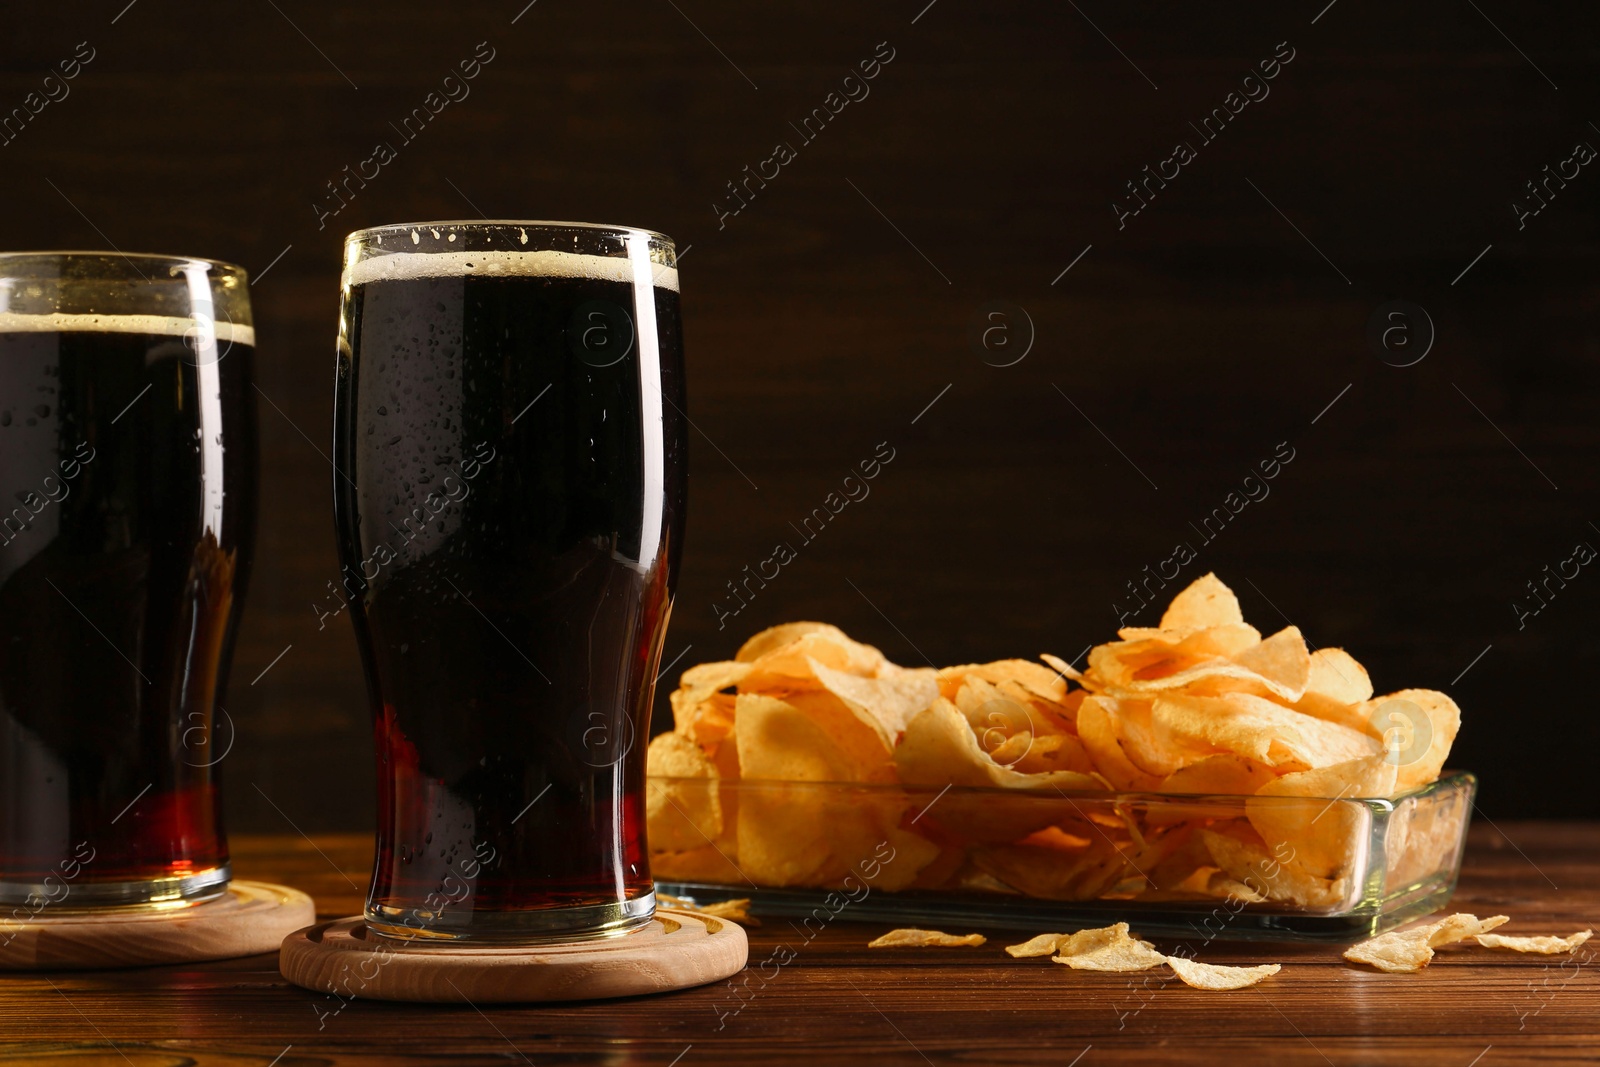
334,221 -> 686,941
0,252 -> 257,910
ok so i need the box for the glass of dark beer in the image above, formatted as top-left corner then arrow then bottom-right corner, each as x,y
334,222 -> 686,941
0,252 -> 257,910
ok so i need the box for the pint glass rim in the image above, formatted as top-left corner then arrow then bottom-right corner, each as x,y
343,220 -> 676,249
0,250 -> 250,280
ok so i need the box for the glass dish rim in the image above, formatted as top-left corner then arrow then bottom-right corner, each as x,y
343,220 -> 675,247
646,768 -> 1476,812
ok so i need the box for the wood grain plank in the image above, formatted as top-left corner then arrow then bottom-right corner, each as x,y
0,824 -> 1593,1064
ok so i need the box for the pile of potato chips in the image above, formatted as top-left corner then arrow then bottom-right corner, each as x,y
647,574 -> 1466,910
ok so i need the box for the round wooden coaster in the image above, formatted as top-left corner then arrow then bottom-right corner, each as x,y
0,880 -> 316,971
279,908 -> 748,1003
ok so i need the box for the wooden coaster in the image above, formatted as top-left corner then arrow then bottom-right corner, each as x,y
279,908 -> 748,1003
0,880 -> 316,971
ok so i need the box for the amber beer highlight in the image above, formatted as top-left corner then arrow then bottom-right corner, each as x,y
334,222 -> 686,940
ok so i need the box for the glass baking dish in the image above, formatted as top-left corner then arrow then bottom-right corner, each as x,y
649,770 -> 1475,942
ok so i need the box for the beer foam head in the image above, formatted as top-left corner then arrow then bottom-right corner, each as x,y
0,311 -> 255,346
342,248 -> 680,293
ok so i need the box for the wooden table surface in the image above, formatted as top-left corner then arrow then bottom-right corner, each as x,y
1,822 -> 1595,1065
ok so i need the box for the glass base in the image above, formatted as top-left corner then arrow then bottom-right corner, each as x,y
0,863 -> 231,910
656,879 -> 1460,944
365,890 -> 657,944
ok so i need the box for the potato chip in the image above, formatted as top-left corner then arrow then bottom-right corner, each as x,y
986,730 -> 1034,767
855,820 -> 946,894
1102,622 -> 1262,664
894,698 -> 1104,793
670,659 -> 748,750
1108,697 -> 1191,778
1055,939 -> 1168,972
1159,754 -> 1277,796
693,898 -> 757,924
734,784 -> 849,887
1475,930 -> 1592,954
1201,826 -> 1348,908
739,787 -> 939,891
1085,639 -> 1206,691
1423,912 -> 1510,946
1384,789 -> 1469,890
1141,827 -> 1216,889
1160,573 -> 1245,631
1343,913 -> 1509,972
734,694 -> 893,885
1231,626 -> 1312,699
906,844 -> 967,890
675,659 -> 751,711
1248,755 -> 1399,879
1164,955 -> 1281,990
740,627 -> 886,688
651,843 -> 743,883
1289,696 -> 1375,739
1011,732 -> 1096,776
1204,873 -> 1267,903
930,788 -> 1100,846
868,928 -> 987,948
953,680 -> 1086,772
893,698 -> 1006,789
1177,623 -> 1267,660
809,657 -> 937,742
656,894 -> 758,925
1005,932 -> 1071,958
1152,692 -> 1380,770
1053,921 -> 1141,955
1113,659 -> 1306,705
1303,647 -> 1373,705
738,692 -> 894,782
954,675 -> 1011,727
1075,696 -> 1164,791
1051,922 -> 1166,971
972,839 -> 1128,901
1039,652 -> 1082,681
1341,930 -> 1434,973
1364,689 -> 1461,792
645,732 -> 722,852
1056,921 -> 1132,953
735,621 -> 845,663
943,659 -> 1073,707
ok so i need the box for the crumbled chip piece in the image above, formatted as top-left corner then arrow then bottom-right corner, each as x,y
1475,930 -> 1592,954
1424,913 -> 1510,947
1011,921 -> 1282,989
1005,932 -> 1070,958
694,898 -> 757,925
1055,939 -> 1166,972
868,928 -> 987,948
1345,933 -> 1432,973
654,893 -> 758,925
1344,913 -> 1509,972
1054,921 -> 1137,956
1164,955 -> 1281,990
1051,922 -> 1165,971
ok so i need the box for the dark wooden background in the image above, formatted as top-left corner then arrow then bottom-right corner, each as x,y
3,0 -> 1597,828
